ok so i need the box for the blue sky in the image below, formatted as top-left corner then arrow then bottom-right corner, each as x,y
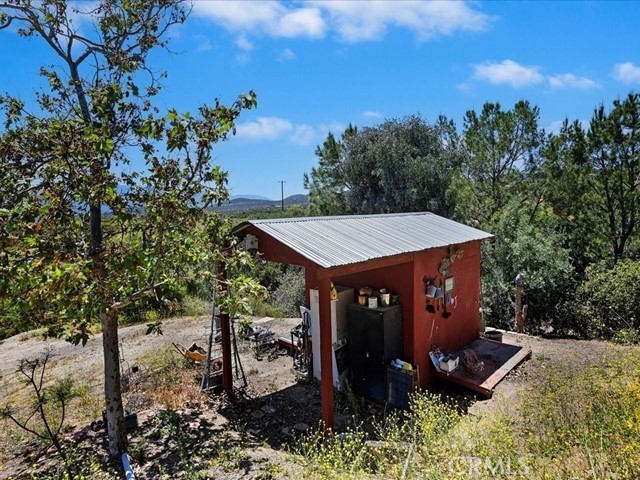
2,1 -> 640,200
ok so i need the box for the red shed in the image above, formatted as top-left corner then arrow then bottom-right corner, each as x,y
231,212 -> 528,430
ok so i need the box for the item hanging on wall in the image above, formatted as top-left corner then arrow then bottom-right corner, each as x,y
444,277 -> 455,293
424,276 -> 446,314
426,296 -> 436,313
423,275 -> 436,290
442,293 -> 452,318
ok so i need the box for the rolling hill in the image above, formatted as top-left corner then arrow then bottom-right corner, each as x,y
213,194 -> 308,213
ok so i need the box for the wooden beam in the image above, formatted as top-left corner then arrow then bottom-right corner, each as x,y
479,345 -> 532,392
318,275 -> 334,431
316,253 -> 414,280
434,343 -> 532,397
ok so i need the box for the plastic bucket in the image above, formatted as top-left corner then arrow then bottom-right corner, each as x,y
485,330 -> 503,342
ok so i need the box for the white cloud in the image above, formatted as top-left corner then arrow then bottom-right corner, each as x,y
548,120 -> 565,134
235,117 -> 344,145
233,35 -> 254,63
194,1 -> 492,43
548,73 -> 599,90
236,53 -> 251,64
194,2 -> 326,39
471,59 -> 601,91
548,119 -> 589,133
194,35 -> 213,52
472,59 -> 544,88
315,0 -> 492,42
235,34 -> 254,52
291,125 -> 317,146
236,117 -> 293,141
277,48 -> 297,62
613,62 -> 640,84
321,122 -> 348,134
362,111 -> 383,119
66,1 -> 100,31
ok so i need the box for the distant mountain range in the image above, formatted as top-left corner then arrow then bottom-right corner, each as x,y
214,194 -> 308,213
229,194 -> 271,201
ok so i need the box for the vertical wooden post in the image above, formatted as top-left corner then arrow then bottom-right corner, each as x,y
515,273 -> 523,334
218,260 -> 233,393
318,275 -> 334,432
304,264 -> 316,307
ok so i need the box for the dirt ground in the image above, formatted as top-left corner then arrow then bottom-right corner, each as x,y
0,318 -> 634,479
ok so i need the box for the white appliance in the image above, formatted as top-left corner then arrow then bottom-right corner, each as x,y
310,286 -> 354,390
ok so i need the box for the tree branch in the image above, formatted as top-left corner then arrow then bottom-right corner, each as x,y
110,279 -> 168,311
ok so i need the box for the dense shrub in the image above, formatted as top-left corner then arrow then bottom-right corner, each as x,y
576,259 -> 640,340
250,261 -> 288,293
482,201 -> 576,334
271,266 -> 305,317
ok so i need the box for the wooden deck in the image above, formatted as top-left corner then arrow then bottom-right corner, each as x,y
434,337 -> 531,397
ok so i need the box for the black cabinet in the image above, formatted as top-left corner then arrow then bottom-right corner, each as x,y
346,304 -> 403,404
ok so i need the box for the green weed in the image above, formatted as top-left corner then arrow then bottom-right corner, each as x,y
293,350 -> 640,479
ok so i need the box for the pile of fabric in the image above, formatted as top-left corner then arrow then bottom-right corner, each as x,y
460,349 -> 485,376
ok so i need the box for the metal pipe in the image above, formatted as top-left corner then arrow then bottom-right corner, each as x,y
201,271 -> 218,392
121,453 -> 136,480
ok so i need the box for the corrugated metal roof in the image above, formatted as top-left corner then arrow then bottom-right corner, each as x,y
234,212 -> 493,269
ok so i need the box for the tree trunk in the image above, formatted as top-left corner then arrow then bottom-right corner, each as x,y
101,310 -> 126,458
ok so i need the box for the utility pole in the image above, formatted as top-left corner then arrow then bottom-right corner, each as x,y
279,180 -> 286,212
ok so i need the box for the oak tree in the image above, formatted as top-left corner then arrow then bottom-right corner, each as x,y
0,0 -> 256,457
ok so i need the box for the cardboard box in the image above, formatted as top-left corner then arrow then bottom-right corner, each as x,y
439,357 -> 459,373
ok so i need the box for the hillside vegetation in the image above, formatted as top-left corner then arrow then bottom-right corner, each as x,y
305,101 -> 640,342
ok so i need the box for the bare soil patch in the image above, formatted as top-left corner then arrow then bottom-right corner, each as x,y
1,319 -> 634,479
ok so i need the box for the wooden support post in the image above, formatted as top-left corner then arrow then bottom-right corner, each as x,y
515,273 -> 523,334
304,265 -> 316,307
218,261 -> 233,393
318,275 -> 334,432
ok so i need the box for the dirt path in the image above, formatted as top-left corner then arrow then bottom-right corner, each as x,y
0,316 -> 212,398
0,315 -> 304,478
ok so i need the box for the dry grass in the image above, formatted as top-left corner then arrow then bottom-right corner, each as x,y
294,347 -> 640,479
134,347 -> 206,409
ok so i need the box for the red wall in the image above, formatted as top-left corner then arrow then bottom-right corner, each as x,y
249,219 -> 484,390
333,260 -> 415,362
411,241 -> 482,386
332,241 -> 482,388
